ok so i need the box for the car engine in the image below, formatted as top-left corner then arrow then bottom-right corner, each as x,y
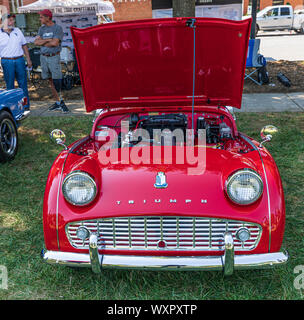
72,110 -> 255,156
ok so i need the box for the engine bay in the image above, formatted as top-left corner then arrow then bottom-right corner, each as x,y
72,109 -> 256,156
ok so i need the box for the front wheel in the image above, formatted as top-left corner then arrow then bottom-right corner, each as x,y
0,111 -> 18,163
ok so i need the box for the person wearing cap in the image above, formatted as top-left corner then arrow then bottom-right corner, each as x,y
34,9 -> 69,113
0,14 -> 32,110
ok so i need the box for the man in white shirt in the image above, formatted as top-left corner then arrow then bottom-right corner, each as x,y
0,14 -> 32,110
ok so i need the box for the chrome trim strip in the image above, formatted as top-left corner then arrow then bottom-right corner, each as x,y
128,217 -> 131,248
260,157 -> 272,252
42,250 -> 289,273
209,219 -> 212,248
112,219 -> 116,248
177,217 -> 180,248
144,217 -> 147,248
160,216 -> 163,241
239,133 -> 272,253
56,153 -> 69,250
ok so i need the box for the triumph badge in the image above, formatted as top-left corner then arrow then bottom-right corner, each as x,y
154,172 -> 168,189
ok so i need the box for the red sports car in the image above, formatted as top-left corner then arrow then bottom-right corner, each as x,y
42,17 -> 288,275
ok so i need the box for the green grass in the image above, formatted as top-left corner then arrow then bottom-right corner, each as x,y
0,112 -> 304,300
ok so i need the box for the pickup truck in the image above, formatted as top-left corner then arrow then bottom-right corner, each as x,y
256,5 -> 304,34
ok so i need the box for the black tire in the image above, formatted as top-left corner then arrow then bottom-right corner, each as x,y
0,111 -> 18,163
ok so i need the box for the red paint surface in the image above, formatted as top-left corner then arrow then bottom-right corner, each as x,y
71,18 -> 251,111
43,106 -> 285,256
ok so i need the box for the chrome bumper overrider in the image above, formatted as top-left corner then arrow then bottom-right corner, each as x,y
17,110 -> 30,122
42,233 -> 288,275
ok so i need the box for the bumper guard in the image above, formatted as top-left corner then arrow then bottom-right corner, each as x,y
17,110 -> 30,122
42,232 -> 288,275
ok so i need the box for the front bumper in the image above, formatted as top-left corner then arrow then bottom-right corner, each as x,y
16,110 -> 30,122
42,233 -> 288,275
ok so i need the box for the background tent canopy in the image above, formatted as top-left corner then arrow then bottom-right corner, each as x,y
18,0 -> 115,15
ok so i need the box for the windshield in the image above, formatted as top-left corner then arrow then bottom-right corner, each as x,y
257,7 -> 271,17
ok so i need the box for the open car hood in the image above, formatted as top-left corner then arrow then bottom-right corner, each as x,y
71,17 -> 251,112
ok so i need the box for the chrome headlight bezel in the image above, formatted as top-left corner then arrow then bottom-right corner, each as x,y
62,171 -> 97,206
225,169 -> 263,205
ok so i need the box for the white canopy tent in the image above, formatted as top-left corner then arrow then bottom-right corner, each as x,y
18,0 -> 115,15
17,0 -> 115,49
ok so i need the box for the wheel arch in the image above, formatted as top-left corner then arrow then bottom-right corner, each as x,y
0,107 -> 18,126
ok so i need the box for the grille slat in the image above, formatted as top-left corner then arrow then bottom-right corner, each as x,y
66,216 -> 262,251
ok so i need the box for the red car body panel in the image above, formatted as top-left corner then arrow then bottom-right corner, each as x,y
43,106 -> 285,257
71,18 -> 251,111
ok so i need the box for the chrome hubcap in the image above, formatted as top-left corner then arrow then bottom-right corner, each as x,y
0,119 -> 17,155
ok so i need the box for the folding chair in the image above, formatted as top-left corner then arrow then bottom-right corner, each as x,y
245,39 -> 269,85
28,47 -> 43,88
72,49 -> 81,85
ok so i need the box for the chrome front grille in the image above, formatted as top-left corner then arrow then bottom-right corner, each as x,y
66,216 -> 262,251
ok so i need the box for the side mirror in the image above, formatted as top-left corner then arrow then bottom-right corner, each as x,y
259,125 -> 278,147
50,129 -> 68,150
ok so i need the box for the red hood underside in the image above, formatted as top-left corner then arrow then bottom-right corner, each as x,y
71,17 -> 251,112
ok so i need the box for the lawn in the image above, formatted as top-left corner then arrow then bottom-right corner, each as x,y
0,112 -> 303,300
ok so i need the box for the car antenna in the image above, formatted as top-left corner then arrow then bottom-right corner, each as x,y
186,18 -> 196,144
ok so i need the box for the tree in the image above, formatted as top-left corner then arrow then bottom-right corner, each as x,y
173,0 -> 195,18
250,0 -> 258,39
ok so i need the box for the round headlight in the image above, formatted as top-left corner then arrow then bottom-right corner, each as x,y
226,169 -> 263,205
62,171 -> 97,206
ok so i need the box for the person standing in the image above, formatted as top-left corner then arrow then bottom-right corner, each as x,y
34,9 -> 69,113
0,14 -> 32,110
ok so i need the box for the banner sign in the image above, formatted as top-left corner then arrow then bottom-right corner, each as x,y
152,0 -> 242,10
25,13 -> 98,50
153,4 -> 243,20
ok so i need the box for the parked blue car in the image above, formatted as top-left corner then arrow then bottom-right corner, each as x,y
0,88 -> 29,162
